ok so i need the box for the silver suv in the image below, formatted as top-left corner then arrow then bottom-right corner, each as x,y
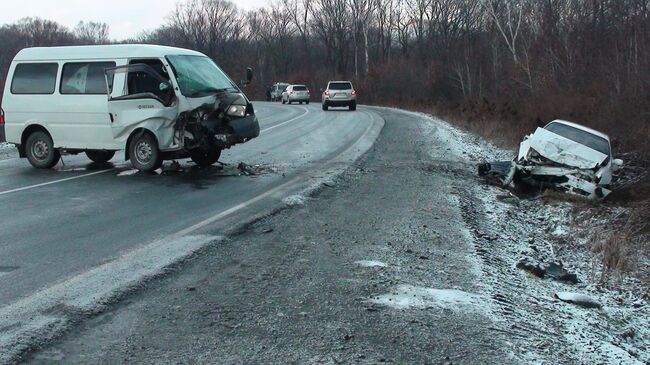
282,85 -> 311,104
322,81 -> 356,111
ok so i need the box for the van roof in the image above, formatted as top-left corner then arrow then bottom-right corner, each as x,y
13,44 -> 205,61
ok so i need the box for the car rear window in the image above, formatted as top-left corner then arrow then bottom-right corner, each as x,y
545,122 -> 610,156
293,85 -> 307,91
11,63 -> 59,94
329,82 -> 352,90
61,62 -> 116,94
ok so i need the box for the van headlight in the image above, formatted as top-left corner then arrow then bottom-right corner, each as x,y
227,105 -> 247,117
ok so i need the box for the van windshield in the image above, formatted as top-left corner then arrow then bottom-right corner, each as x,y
166,55 -> 239,97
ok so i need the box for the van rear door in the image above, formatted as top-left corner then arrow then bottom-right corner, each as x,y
104,64 -> 179,145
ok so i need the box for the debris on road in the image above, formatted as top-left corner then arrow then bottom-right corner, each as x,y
516,258 -> 579,284
554,292 -> 601,309
516,257 -> 546,278
479,120 -> 623,200
237,162 -> 259,175
544,262 -> 579,284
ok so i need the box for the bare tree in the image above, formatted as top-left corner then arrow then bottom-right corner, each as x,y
74,21 -> 109,44
483,0 -> 524,63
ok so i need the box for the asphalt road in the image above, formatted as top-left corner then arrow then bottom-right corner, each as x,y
24,107 -> 515,364
0,102 -> 384,363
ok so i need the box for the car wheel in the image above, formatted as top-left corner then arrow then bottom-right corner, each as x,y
25,130 -> 60,169
306,101 -> 310,105
282,98 -> 286,104
86,150 -> 115,164
190,148 -> 222,167
350,102 -> 357,111
129,132 -> 162,172
299,101 -> 303,105
322,103 -> 328,111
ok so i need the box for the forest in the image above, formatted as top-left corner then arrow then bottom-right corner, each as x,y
1,0 -> 649,154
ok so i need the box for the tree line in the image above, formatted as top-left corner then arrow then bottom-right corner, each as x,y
1,0 -> 649,153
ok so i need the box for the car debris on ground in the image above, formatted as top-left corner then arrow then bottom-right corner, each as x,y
478,120 -> 623,199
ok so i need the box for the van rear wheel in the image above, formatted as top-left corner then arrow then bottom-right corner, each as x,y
129,132 -> 162,172
25,131 -> 60,169
190,148 -> 222,167
86,150 -> 115,164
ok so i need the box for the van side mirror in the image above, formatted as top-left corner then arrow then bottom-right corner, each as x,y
241,67 -> 253,86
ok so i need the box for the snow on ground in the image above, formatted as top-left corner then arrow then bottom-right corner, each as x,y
283,194 -> 306,207
407,110 -> 650,364
370,285 -> 486,312
355,260 -> 388,268
117,169 -> 139,176
0,142 -> 17,160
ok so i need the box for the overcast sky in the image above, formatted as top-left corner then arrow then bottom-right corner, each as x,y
0,0 -> 267,40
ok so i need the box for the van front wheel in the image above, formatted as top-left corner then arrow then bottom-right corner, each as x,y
26,131 -> 60,169
129,132 -> 162,172
190,148 -> 222,167
86,150 -> 115,164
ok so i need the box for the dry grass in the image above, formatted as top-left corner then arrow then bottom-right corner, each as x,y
588,207 -> 649,287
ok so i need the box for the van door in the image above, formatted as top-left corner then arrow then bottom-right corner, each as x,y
104,64 -> 179,149
57,61 -> 118,149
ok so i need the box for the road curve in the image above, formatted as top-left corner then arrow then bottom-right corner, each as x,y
0,102 -> 383,309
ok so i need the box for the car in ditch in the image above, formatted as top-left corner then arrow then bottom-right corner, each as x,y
1,44 -> 260,172
479,120 -> 623,199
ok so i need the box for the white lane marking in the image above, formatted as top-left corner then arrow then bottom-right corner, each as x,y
261,106 -> 310,133
0,106 -> 311,197
0,169 -> 113,196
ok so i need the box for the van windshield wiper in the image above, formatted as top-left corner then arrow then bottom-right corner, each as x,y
188,87 -> 239,97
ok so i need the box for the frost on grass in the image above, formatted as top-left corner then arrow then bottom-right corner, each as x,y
283,195 -> 306,207
355,260 -> 388,268
370,285 -> 484,311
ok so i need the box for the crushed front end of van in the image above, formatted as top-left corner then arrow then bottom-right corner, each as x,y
173,92 -> 260,160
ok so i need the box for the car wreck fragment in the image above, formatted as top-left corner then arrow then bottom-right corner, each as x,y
479,120 -> 623,199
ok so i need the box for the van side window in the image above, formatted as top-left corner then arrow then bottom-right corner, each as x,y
11,63 -> 58,94
127,59 -> 170,99
61,62 -> 116,95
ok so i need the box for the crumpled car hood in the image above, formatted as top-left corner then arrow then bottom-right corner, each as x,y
519,127 -> 608,169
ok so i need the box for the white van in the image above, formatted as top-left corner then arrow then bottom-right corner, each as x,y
1,44 -> 260,171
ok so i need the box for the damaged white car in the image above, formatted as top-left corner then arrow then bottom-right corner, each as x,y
479,120 -> 623,199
